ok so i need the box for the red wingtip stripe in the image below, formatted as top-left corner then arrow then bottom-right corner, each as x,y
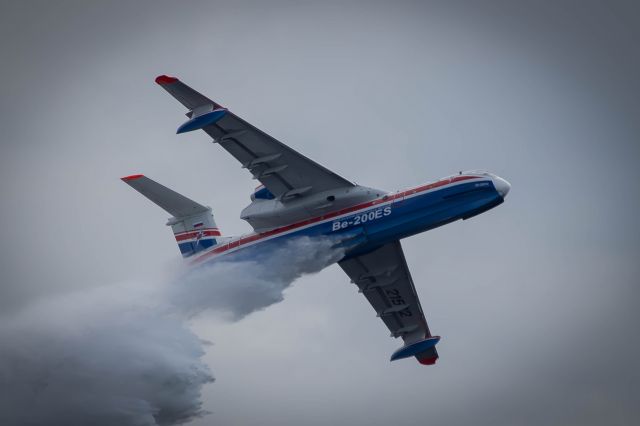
121,174 -> 144,182
418,356 -> 438,366
155,75 -> 178,85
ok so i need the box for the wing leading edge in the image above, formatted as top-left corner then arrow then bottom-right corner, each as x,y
339,241 -> 440,365
155,75 -> 355,201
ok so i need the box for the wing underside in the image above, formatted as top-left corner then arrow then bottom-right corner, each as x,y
155,75 -> 354,200
339,241 -> 439,365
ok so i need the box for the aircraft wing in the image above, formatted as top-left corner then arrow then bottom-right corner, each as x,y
155,75 -> 354,200
338,241 -> 440,365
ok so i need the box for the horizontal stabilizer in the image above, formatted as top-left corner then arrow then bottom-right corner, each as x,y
390,336 -> 440,362
121,174 -> 221,257
121,174 -> 208,218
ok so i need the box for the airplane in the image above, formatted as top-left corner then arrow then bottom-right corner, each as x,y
122,75 -> 511,366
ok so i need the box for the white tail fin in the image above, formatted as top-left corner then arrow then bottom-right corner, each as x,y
121,174 -> 221,257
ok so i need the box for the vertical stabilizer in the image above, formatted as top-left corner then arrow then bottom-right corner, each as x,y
121,174 -> 221,257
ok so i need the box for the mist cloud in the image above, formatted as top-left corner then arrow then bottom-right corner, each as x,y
172,236 -> 345,320
0,237 -> 343,425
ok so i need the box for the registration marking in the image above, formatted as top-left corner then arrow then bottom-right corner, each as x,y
331,206 -> 392,231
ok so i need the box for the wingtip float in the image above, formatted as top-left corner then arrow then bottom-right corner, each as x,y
176,108 -> 227,134
390,336 -> 441,363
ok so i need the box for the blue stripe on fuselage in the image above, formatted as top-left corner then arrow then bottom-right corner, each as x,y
199,179 -> 503,263
327,179 -> 503,256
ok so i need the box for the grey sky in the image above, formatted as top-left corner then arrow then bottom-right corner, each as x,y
1,1 -> 639,425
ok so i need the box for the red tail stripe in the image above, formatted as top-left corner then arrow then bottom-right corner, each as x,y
174,229 -> 221,241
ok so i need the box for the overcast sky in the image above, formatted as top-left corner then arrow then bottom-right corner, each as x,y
1,1 -> 639,425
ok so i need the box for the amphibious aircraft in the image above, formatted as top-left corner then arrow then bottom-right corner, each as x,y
122,75 -> 510,366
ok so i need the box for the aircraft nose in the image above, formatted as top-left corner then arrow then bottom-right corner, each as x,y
492,176 -> 511,198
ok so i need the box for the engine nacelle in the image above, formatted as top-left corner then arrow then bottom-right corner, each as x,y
241,185 -> 385,232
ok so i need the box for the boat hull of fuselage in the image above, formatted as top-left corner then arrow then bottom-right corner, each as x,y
194,177 -> 504,265
333,178 -> 504,258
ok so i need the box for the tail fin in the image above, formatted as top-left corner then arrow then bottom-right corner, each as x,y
121,174 -> 221,257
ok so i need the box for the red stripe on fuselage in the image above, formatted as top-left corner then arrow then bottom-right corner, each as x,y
192,175 -> 481,264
